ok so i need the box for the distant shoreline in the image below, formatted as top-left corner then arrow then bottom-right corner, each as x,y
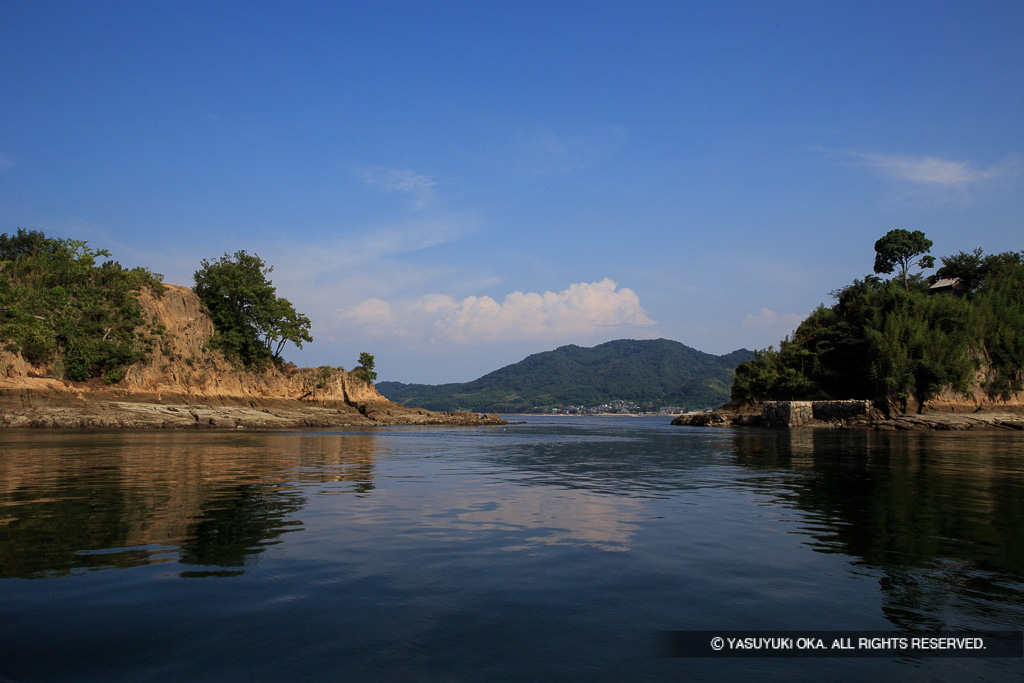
503,412 -> 678,418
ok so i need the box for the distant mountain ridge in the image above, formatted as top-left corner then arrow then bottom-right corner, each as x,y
377,339 -> 754,413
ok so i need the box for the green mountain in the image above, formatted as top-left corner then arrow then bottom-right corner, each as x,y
376,339 -> 753,413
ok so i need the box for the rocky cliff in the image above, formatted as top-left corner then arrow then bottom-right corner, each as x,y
0,285 -> 505,429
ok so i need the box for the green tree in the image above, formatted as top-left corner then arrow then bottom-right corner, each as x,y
353,352 -> 377,383
873,229 -> 935,291
0,228 -> 76,261
729,241 -> 1024,412
935,248 -> 984,294
935,249 -> 1024,298
0,228 -> 163,381
193,251 -> 312,367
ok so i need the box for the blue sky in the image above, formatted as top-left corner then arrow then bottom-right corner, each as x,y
2,1 -> 1022,383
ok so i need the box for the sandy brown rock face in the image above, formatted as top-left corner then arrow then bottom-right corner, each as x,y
0,284 -> 506,429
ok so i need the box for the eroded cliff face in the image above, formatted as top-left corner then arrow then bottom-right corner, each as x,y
0,284 -> 385,406
0,284 -> 511,430
921,377 -> 1024,413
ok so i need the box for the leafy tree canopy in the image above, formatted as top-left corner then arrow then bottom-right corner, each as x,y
733,240 -> 1024,411
352,352 -> 377,383
0,228 -> 165,382
936,248 -> 1024,296
193,251 -> 311,367
873,228 -> 935,291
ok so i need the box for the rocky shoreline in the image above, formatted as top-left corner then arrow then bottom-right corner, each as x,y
671,402 -> 1024,431
0,391 -> 507,430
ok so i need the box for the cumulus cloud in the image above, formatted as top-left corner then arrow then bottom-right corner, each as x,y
340,278 -> 656,344
742,308 -> 803,333
346,297 -> 395,325
358,166 -> 438,209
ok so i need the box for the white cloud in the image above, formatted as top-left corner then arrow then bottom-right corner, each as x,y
0,154 -> 12,171
358,166 -> 438,209
742,308 -> 803,333
340,278 -> 656,345
347,297 -> 395,325
269,214 -> 479,288
816,148 -> 1018,188
813,148 -> 1021,204
855,153 -> 1001,186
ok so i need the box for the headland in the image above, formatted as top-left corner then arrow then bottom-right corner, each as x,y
1,285 -> 504,429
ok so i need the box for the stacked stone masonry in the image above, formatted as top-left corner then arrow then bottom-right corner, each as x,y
762,400 -> 873,428
762,401 -> 813,427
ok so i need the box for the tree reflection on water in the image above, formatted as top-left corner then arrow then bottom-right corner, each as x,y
0,430 -> 379,578
730,429 -> 1024,630
177,483 -> 306,576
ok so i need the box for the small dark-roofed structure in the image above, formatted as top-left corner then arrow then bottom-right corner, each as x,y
929,277 -> 965,296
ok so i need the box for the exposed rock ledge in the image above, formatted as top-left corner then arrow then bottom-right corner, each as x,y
672,401 -> 1024,432
0,390 -> 506,430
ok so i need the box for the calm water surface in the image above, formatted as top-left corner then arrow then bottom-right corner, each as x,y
1,417 -> 1022,681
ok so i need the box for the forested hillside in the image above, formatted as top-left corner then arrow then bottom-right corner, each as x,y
732,231 -> 1024,413
377,339 -> 753,413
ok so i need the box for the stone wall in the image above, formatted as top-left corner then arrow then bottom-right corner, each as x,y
762,400 -> 872,427
763,401 -> 813,427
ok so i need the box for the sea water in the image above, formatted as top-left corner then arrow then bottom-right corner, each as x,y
1,417 -> 1022,681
